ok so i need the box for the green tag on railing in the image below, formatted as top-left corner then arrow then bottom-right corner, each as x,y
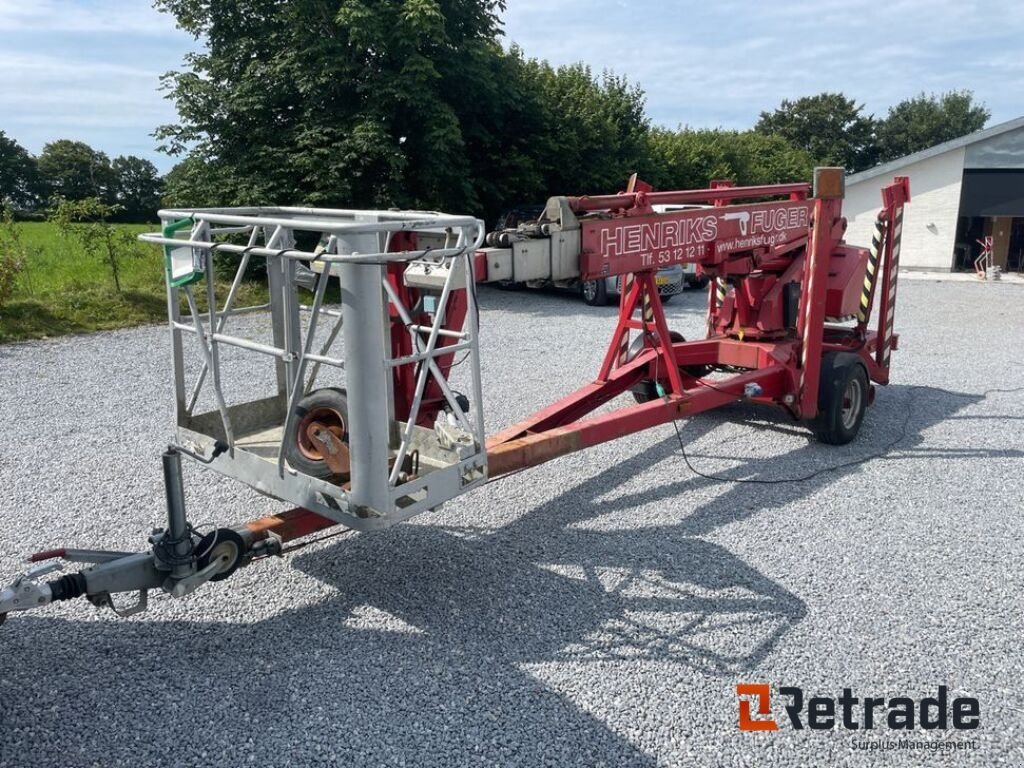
162,217 -> 202,287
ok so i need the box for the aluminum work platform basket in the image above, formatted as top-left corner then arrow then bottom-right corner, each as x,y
139,207 -> 488,531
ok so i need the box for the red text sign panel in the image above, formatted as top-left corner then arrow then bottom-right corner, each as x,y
579,200 -> 812,279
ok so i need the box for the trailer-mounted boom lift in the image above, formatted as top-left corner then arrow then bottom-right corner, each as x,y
0,168 -> 909,627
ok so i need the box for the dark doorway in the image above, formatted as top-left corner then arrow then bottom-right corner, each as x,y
954,215 -> 1024,272
1009,218 -> 1024,272
954,216 -> 986,272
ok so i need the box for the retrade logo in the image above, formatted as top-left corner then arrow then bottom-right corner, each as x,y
736,684 -> 980,732
737,683 -> 778,731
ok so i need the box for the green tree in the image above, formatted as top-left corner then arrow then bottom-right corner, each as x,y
643,128 -> 732,191
50,197 -> 141,293
162,156 -> 230,209
156,0 -> 510,215
154,2 -> 650,224
643,128 -> 814,191
723,131 -> 816,185
0,132 -> 41,210
111,155 -> 162,221
755,93 -> 877,172
522,59 -> 649,197
876,90 -> 989,162
0,204 -> 28,304
38,140 -> 116,202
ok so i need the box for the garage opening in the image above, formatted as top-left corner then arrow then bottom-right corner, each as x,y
954,169 -> 1024,273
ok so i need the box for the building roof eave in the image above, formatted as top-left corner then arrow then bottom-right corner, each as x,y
847,115 -> 1024,185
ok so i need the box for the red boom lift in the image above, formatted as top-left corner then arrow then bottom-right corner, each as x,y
0,168 -> 910,626
484,168 -> 911,476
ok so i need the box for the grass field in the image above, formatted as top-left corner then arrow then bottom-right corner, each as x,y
0,222 -> 268,343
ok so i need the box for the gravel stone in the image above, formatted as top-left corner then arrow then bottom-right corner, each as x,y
1,279 -> 1022,767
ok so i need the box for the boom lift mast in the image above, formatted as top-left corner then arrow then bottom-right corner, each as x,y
0,169 -> 910,627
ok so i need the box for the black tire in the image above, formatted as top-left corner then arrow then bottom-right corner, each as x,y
581,279 -> 608,306
809,352 -> 869,445
196,528 -> 246,582
284,387 -> 349,479
630,331 -> 711,403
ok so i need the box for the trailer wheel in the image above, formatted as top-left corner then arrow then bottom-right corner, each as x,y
810,353 -> 868,445
581,279 -> 608,306
196,528 -> 246,582
285,388 -> 349,480
630,331 -> 711,403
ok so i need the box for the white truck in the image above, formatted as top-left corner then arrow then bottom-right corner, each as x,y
479,202 -> 705,305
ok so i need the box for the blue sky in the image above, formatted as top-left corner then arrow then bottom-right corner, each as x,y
1,0 -> 1021,173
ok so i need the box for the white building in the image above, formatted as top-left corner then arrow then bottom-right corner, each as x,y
844,116 -> 1024,272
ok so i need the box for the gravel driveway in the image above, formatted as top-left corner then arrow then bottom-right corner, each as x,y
1,280 -> 1022,767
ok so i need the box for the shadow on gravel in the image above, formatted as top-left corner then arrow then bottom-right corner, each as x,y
666,383 -> 1015,536
0,385 -> 1003,767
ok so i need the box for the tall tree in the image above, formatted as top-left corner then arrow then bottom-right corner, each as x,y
755,93 -> 877,172
876,90 -> 989,162
643,128 -> 732,191
643,128 -> 813,191
155,2 -> 650,223
523,59 -> 649,196
0,131 -> 41,209
156,0 -> 510,214
723,131 -> 816,185
37,140 -> 115,202
162,156 -> 231,209
111,155 -> 162,221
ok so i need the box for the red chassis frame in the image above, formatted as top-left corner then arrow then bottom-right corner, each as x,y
485,169 -> 911,477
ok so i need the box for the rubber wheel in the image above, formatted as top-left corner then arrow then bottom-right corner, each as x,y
196,528 -> 246,582
0,612 -> 6,627
284,387 -> 349,480
630,331 -> 712,403
809,352 -> 869,445
581,279 -> 608,306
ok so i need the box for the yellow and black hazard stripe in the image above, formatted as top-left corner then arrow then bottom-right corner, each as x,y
715,277 -> 727,306
880,206 -> 904,367
856,216 -> 885,324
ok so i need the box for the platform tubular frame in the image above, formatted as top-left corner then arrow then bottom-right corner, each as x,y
138,206 -> 488,531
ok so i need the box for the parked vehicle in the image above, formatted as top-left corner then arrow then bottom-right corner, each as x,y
579,264 -> 684,306
652,204 -> 709,292
489,205 -> 686,306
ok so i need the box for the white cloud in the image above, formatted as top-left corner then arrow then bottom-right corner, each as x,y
0,2 -> 192,168
0,0 -> 1021,173
0,0 -> 175,34
503,0 -> 1024,129
0,51 -> 173,132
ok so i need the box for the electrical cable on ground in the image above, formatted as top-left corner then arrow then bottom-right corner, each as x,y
671,400 -> 914,485
673,381 -> 1024,485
